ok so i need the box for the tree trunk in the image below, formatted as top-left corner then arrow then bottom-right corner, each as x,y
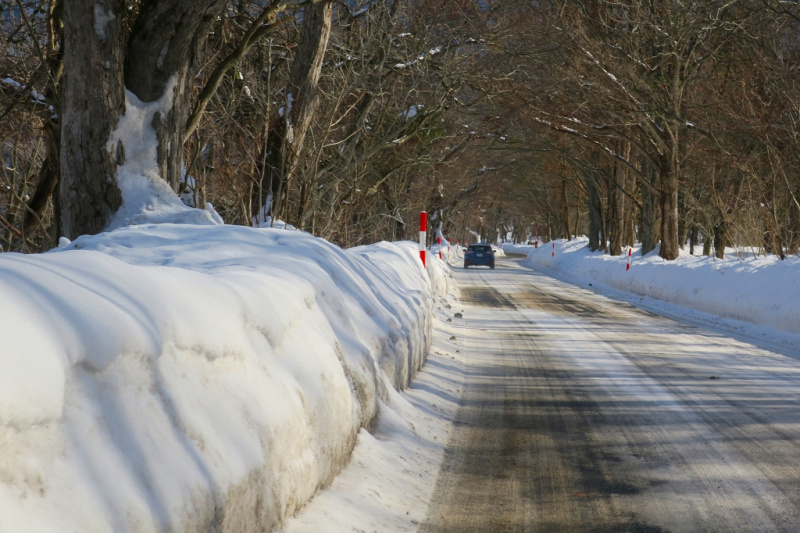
762,207 -> 786,259
263,0 -> 333,224
60,0 -> 125,239
713,220 -> 727,259
124,1 -> 227,190
59,0 -> 227,238
561,174 -> 571,240
659,161 -> 680,260
608,164 -> 624,256
623,169 -> 636,248
640,160 -> 660,256
607,140 -> 629,255
585,172 -> 603,252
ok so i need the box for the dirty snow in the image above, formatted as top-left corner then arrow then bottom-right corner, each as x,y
0,224 -> 451,532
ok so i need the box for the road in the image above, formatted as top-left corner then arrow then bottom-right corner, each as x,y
421,256 -> 800,533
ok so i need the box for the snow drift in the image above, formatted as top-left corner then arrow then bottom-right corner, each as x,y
509,237 -> 800,337
0,224 -> 446,532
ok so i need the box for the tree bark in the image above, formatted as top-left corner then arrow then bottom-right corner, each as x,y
561,174 -> 571,240
640,160 -> 660,256
60,0 -> 125,239
608,154 -> 626,256
124,0 -> 228,190
59,0 -> 227,238
585,171 -> 604,252
659,154 -> 680,260
713,220 -> 727,259
263,0 -> 333,224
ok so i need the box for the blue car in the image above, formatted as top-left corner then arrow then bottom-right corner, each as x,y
464,244 -> 495,269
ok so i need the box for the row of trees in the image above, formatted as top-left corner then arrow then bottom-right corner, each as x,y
1,0 -> 799,260
0,0 -> 501,252
495,0 -> 800,259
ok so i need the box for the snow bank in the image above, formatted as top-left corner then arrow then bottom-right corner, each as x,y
0,224 -> 445,532
524,237 -> 800,336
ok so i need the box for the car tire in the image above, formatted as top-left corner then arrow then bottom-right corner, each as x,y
490,264 -> 495,270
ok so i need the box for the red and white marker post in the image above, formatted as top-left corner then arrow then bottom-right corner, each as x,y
626,247 -> 632,271
552,242 -> 555,257
419,211 -> 427,267
437,236 -> 442,259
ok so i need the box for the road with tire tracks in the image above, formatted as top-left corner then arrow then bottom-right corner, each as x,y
421,255 -> 800,533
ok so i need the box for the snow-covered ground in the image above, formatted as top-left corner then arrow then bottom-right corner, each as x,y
4,227 -> 800,533
502,238 -> 800,353
0,224 -> 454,532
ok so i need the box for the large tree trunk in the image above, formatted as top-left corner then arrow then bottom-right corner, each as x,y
124,1 -> 227,191
702,228 -> 712,256
59,0 -> 227,239
561,174 -> 571,240
659,157 -> 680,260
608,169 -> 623,255
585,171 -> 604,252
640,160 -> 660,256
608,140 -> 629,255
713,220 -> 727,259
677,191 -> 688,251
263,0 -> 333,224
60,0 -> 125,239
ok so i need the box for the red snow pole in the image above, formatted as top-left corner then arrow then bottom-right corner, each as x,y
437,236 -> 442,259
626,247 -> 632,271
552,241 -> 555,257
419,211 -> 427,266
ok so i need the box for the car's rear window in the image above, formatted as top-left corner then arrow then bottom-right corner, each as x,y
469,245 -> 492,252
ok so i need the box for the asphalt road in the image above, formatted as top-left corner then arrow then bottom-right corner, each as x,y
421,256 -> 800,533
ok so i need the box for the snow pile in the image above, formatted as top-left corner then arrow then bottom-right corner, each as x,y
105,82 -> 221,231
0,224 -> 446,532
283,280 -> 463,533
523,237 -> 800,336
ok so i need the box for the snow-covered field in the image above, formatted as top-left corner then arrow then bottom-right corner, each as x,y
502,238 -> 800,352
0,224 -> 453,532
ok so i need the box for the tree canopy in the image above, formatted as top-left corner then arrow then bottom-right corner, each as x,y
1,0 -> 799,260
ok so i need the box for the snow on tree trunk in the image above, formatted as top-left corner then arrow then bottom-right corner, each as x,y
124,0 -> 227,192
59,0 -> 227,239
